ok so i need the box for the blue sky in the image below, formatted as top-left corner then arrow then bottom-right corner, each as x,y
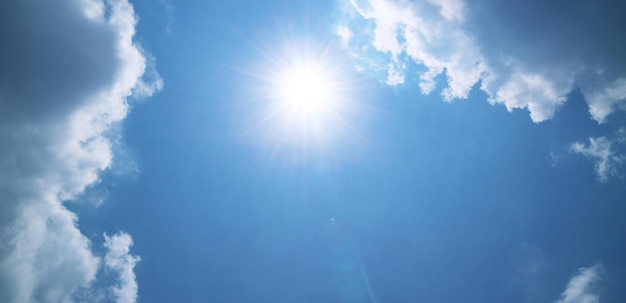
1,0 -> 626,302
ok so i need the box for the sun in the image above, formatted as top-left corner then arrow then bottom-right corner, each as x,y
243,36 -> 366,162
263,53 -> 350,147
256,48 -> 353,145
276,63 -> 334,115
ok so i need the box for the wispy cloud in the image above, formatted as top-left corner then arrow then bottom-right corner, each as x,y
556,264 -> 602,303
158,0 -> 176,35
0,0 -> 160,302
337,25 -> 354,46
570,129 -> 626,182
338,0 -> 626,123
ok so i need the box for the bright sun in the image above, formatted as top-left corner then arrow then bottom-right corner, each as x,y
277,66 -> 333,114
275,62 -> 335,115
249,39 -> 361,154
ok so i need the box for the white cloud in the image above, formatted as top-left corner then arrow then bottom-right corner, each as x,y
426,0 -> 464,22
104,232 -> 141,303
585,77 -> 626,123
339,0 -> 626,123
349,0 -> 375,19
487,71 -> 569,122
0,198 -> 101,303
0,0 -> 160,302
340,0 -> 489,104
556,264 -> 602,303
569,129 -> 626,182
337,25 -> 354,46
386,61 -> 405,85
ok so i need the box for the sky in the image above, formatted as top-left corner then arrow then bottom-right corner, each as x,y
1,0 -> 625,302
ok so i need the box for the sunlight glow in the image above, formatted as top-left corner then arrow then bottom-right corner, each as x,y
244,36 -> 368,164
262,50 -> 350,142
277,65 -> 333,114
268,53 -> 348,149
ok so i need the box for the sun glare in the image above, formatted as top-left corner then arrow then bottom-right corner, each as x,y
277,64 -> 333,114
259,49 -> 351,140
246,37 -> 366,160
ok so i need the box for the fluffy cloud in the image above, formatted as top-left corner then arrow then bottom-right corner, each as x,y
0,0 -> 160,302
556,264 -> 602,303
338,0 -> 626,123
104,233 -> 141,303
570,129 -> 626,182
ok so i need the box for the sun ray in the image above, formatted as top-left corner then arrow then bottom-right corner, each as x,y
238,34 -> 372,166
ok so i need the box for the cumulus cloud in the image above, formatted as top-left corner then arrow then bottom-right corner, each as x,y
0,0 -> 159,302
556,264 -> 602,303
570,129 -> 626,182
338,0 -> 626,123
104,232 -> 141,303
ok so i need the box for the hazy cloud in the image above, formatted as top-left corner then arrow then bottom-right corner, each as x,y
0,0 -> 159,302
337,25 -> 354,46
556,264 -> 602,303
338,0 -> 626,123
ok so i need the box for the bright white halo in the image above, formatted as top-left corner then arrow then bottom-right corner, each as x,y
245,37 -> 365,162
276,63 -> 334,115
260,50 -> 351,144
